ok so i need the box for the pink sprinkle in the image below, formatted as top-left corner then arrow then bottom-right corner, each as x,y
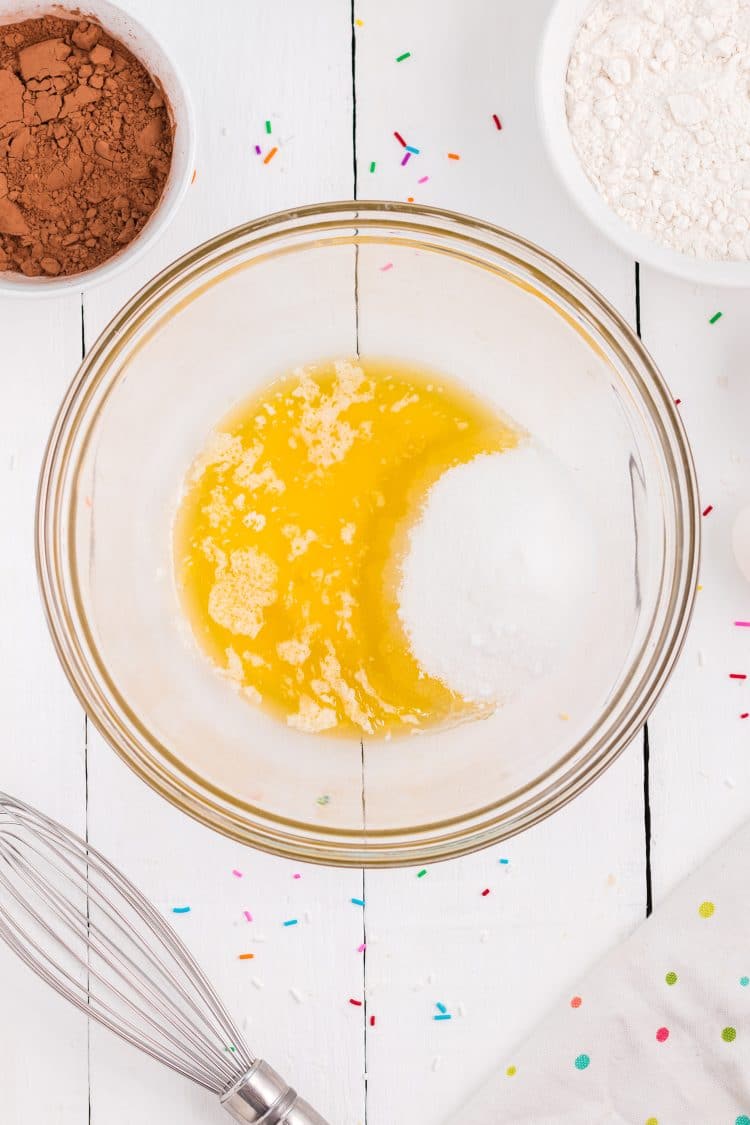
254,145 -> 261,155
703,505 -> 713,517
418,175 -> 429,183
656,1027 -> 670,1042
730,673 -> 747,680
735,622 -> 750,627
293,873 -> 301,879
380,262 -> 393,272
232,870 -> 243,878
243,911 -> 253,922
357,943 -> 366,953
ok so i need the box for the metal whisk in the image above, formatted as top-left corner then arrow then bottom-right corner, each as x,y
0,792 -> 329,1124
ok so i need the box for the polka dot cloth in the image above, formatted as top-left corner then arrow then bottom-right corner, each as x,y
463,822 -> 750,1123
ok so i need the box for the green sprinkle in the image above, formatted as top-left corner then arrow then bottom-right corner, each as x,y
665,971 -> 678,986
417,869 -> 427,878
709,311 -> 723,324
265,120 -> 272,135
396,52 -> 411,62
369,161 -> 376,173
316,795 -> 330,806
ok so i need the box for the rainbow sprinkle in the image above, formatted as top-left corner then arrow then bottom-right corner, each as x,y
401,152 -> 411,166
351,897 -> 365,907
293,873 -> 301,880
232,870 -> 243,878
434,1013 -> 452,1021
735,622 -> 750,628
709,311 -> 723,324
492,113 -> 503,130
436,1002 -> 447,1014
254,144 -> 261,155
369,161 -> 376,173
380,262 -> 394,271
172,906 -> 191,914
447,152 -> 460,160
730,674 -> 747,680
358,943 -> 366,953
316,794 -> 331,806
243,911 -> 253,922
418,175 -> 429,184
349,998 -> 363,1007
265,120 -> 272,134
396,51 -> 411,62
481,888 -> 490,897
283,919 -> 299,927
405,145 -> 420,154
239,953 -> 255,961
370,1015 -> 376,1026
499,858 -> 509,865
264,147 -> 278,165
417,869 -> 427,878
703,505 -> 714,516
394,131 -> 406,147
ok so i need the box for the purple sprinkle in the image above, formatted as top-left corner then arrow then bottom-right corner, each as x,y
254,145 -> 262,155
401,152 -> 411,166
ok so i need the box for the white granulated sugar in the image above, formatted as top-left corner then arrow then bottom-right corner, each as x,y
398,445 -> 595,705
566,0 -> 750,260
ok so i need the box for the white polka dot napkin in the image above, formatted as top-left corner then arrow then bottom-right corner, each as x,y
463,824 -> 750,1125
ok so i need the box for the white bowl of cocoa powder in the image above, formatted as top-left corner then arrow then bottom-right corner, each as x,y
0,0 -> 195,293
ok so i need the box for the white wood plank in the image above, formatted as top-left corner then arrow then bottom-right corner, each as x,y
642,277 -> 750,903
354,2 -> 648,1120
0,294 -> 89,1120
76,2 -> 364,1123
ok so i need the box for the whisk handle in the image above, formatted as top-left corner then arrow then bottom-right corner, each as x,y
221,1060 -> 330,1124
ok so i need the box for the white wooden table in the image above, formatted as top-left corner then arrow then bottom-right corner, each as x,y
2,2 -> 747,1122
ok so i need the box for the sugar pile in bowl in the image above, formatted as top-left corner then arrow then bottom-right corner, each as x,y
398,444 -> 597,707
566,0 -> 750,260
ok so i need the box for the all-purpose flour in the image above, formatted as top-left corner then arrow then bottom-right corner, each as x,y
566,0 -> 750,260
398,445 -> 596,706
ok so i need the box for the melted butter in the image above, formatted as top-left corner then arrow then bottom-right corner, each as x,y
174,358 -> 519,736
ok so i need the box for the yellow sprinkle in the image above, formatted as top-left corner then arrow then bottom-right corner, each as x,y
698,900 -> 715,918
355,18 -> 364,26
506,1066 -> 517,1077
559,712 -> 570,721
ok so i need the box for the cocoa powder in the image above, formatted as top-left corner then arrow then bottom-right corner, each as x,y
0,15 -> 174,278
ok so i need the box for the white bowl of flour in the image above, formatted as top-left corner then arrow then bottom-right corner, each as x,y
538,0 -> 750,285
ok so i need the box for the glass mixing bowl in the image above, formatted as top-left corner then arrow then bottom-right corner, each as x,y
36,202 -> 699,867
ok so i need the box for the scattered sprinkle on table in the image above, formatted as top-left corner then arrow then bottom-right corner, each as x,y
283,918 -> 299,927
730,673 -> 747,680
481,888 -> 490,896
405,145 -> 420,154
351,897 -> 365,907
292,873 -> 301,879
254,144 -> 262,155
417,869 -> 427,878
674,398 -> 682,405
358,943 -> 366,953
435,1002 -> 447,1013
665,971 -> 678,986
434,1013 -> 452,1021
263,147 -> 278,165
709,311 -> 723,324
232,870 -> 243,878
380,262 -> 393,271
499,858 -> 509,865
570,995 -> 583,1008
265,120 -> 272,134
447,152 -> 460,160
722,1026 -> 737,1042
396,51 -> 411,62
741,712 -> 749,719
172,906 -> 191,914
703,505 -> 713,516
243,911 -> 253,922
394,131 -> 406,147
355,18 -> 364,27
239,953 -> 255,961
369,161 -> 376,173
370,1015 -> 376,1026
735,621 -> 750,628
407,196 -> 414,203
401,152 -> 411,166
349,998 -> 363,1007
506,1065 -> 517,1077
492,113 -> 503,130
316,794 -> 330,806
418,175 -> 429,184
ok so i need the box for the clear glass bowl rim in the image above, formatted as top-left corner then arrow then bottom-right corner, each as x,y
35,200 -> 701,868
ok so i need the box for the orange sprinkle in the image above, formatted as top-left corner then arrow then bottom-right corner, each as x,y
264,147 -> 278,165
407,196 -> 414,202
190,168 -> 197,184
238,953 -> 255,960
447,152 -> 460,160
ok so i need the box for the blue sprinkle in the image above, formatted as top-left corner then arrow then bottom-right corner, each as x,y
172,906 -> 191,914
435,1002 -> 447,1013
499,858 -> 509,865
433,1014 -> 452,1021
351,897 -> 365,907
405,145 -> 420,154
283,919 -> 298,927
